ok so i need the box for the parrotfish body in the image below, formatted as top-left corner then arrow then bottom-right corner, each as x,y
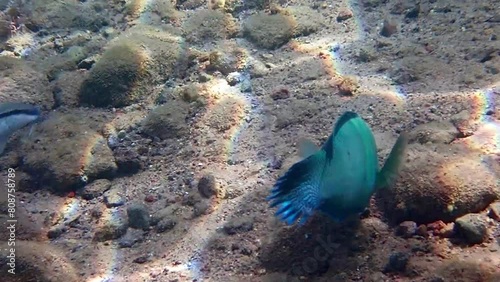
267,111 -> 408,225
0,102 -> 41,155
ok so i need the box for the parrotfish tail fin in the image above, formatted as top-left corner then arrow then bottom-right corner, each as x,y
266,153 -> 325,225
297,137 -> 319,159
376,132 -> 409,190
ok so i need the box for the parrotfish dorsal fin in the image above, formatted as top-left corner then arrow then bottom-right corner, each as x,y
297,137 -> 319,159
376,132 -> 409,190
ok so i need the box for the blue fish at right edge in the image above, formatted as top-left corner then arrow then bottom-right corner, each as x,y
266,111 -> 409,225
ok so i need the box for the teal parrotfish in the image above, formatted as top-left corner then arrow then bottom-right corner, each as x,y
0,102 -> 41,155
266,111 -> 408,225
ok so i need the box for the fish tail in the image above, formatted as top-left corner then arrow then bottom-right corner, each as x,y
376,132 -> 409,189
266,152 -> 325,225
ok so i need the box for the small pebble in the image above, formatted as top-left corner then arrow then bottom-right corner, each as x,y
396,221 -> 417,238
454,213 -> 489,245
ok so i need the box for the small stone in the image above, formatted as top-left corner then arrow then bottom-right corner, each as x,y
47,224 -> 66,239
437,223 -> 455,238
157,218 -> 177,233
93,212 -> 128,242
454,213 -> 489,245
247,59 -> 269,78
380,19 -> 397,37
198,174 -> 218,198
223,216 -> 254,235
133,256 -> 148,264
240,79 -> 252,93
77,56 -> 96,70
78,179 -> 111,200
90,207 -> 103,219
405,5 -> 420,19
118,228 -> 145,248
226,72 -> 241,86
396,221 -> 417,238
127,203 -> 150,230
144,194 -> 157,203
104,189 -> 126,208
427,220 -> 446,234
114,147 -> 143,174
337,9 -> 353,22
384,252 -> 409,273
270,87 -> 290,100
337,76 -> 359,96
488,201 -> 500,221
198,73 -> 212,82
416,224 -> 428,237
193,200 -> 211,217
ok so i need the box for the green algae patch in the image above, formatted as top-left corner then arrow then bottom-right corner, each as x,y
243,12 -> 296,49
183,9 -> 239,44
141,99 -> 191,140
79,25 -> 187,108
79,42 -> 150,107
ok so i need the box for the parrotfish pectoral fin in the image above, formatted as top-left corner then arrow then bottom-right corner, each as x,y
376,132 -> 409,190
266,152 -> 325,225
297,137 -> 319,159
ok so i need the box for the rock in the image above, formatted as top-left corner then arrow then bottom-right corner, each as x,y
247,59 -> 269,78
0,240 -> 79,282
25,0 -> 108,31
396,221 -> 417,238
451,110 -> 488,138
133,255 -> 149,264
379,125 -> 499,224
437,222 -> 455,238
193,200 -> 212,217
489,201 -> 500,221
198,174 -> 218,198
156,218 -> 177,233
113,147 -> 144,174
104,188 -> 126,208
141,100 -> 190,140
127,203 -> 150,230
78,179 -> 111,200
337,76 -> 359,96
223,216 -> 254,235
80,25 -> 187,107
384,252 -> 409,273
337,8 -> 353,22
407,121 -> 458,144
416,224 -> 429,237
271,87 -> 290,100
47,224 -> 66,239
183,9 -> 238,45
52,70 -> 88,108
20,110 -> 117,192
79,43 -> 150,107
454,213 -> 489,245
243,12 -> 295,49
93,209 -> 128,241
150,204 -> 180,226
226,72 -> 242,86
207,46 -> 245,75
118,228 -> 145,248
138,0 -> 181,25
0,56 -> 53,109
286,6 -> 322,37
380,19 -> 397,37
